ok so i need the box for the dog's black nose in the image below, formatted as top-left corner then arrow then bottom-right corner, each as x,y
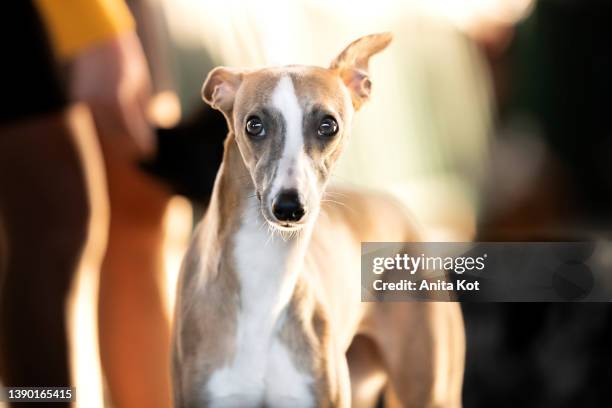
272,190 -> 305,222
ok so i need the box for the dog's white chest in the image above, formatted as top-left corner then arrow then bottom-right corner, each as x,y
205,204 -> 315,407
206,331 -> 314,407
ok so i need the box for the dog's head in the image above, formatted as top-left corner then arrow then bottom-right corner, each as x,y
202,33 -> 392,231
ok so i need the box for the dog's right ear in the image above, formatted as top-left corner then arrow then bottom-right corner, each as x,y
330,33 -> 392,110
202,67 -> 244,120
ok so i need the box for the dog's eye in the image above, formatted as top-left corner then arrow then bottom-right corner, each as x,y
317,117 -> 338,138
246,116 -> 265,138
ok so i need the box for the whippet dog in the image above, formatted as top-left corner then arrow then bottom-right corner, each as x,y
172,33 -> 465,407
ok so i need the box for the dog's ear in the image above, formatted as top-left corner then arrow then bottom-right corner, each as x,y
330,33 -> 392,110
202,67 -> 244,120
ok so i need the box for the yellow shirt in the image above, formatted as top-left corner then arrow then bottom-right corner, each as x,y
34,0 -> 135,59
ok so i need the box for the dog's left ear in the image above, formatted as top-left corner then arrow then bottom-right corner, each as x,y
330,33 -> 392,110
202,67 -> 244,121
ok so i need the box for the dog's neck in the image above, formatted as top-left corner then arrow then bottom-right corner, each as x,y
207,132 -> 314,324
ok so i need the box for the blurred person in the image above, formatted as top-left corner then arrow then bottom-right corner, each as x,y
0,1 -> 173,406
0,2 -> 95,399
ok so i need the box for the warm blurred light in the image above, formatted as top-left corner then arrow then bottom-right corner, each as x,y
68,104 -> 108,408
68,264 -> 104,408
148,91 -> 181,129
162,196 -> 192,321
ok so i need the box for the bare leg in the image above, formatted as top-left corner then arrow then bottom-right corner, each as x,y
97,134 -> 172,408
0,107 -> 100,399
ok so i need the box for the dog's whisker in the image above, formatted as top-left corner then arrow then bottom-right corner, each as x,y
321,199 -> 357,213
265,223 -> 276,246
325,191 -> 350,198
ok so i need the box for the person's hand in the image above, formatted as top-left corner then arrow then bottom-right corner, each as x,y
70,31 -> 155,157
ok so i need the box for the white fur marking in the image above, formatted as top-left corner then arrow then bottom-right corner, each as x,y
270,75 -> 308,198
206,201 -> 314,406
